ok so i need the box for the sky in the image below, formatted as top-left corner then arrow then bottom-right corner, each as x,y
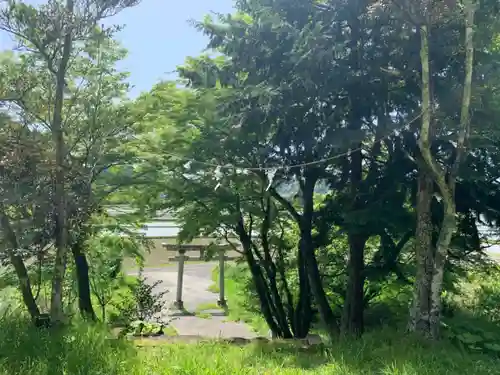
0,0 -> 235,98
107,0 -> 234,97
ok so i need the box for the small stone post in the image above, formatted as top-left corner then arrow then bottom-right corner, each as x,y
174,248 -> 186,310
217,248 -> 227,308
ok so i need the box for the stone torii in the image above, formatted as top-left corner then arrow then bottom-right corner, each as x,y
162,243 -> 228,310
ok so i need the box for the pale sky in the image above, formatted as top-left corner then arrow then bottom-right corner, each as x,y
0,0 -> 235,97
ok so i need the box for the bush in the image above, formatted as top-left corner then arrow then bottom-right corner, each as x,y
470,265 -> 500,323
441,264 -> 500,356
109,271 -> 170,334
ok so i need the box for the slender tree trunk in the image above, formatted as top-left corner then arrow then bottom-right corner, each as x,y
9,255 -> 40,320
275,239 -> 299,336
428,2 -> 476,338
258,197 -> 293,337
259,258 -> 292,337
234,207 -> 285,337
245,245 -> 282,336
0,210 -> 40,321
50,0 -> 74,324
71,241 -> 97,321
411,3 -> 475,338
301,177 -> 338,334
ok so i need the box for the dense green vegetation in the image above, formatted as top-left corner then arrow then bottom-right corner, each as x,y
1,0 -> 500,373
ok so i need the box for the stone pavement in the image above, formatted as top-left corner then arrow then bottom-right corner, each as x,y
128,263 -> 257,339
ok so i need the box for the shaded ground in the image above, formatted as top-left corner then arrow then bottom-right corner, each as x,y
128,263 -> 257,339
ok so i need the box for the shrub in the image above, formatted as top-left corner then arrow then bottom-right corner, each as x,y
110,271 -> 169,332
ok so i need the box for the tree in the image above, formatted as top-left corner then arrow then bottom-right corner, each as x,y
373,0 -> 477,338
182,0 -> 361,336
126,81 -> 313,338
86,229 -> 142,321
0,119 -> 52,321
0,0 -> 141,323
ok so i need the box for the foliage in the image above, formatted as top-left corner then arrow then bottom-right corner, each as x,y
0,0 -> 143,322
112,271 -> 169,326
86,230 -> 144,320
434,264 -> 500,355
0,317 -> 139,375
472,270 -> 500,323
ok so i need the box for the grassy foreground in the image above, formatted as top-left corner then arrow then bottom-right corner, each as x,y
1,262 -> 498,374
0,317 -> 498,375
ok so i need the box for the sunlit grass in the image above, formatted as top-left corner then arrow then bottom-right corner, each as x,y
0,316 -> 496,375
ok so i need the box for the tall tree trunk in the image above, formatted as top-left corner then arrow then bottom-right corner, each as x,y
293,248 -> 312,338
50,0 -> 74,324
342,233 -> 366,336
428,1 -> 476,338
410,22 -> 436,337
341,0 -> 368,335
0,210 -> 40,321
301,177 -> 338,334
341,137 -> 367,335
411,2 -> 475,338
258,196 -> 293,337
269,175 -> 334,334
408,172 -> 434,334
71,240 -> 97,321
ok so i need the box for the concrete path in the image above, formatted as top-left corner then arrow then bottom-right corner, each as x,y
128,263 -> 257,339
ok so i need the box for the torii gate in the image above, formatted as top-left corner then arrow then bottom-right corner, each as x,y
161,243 -> 229,310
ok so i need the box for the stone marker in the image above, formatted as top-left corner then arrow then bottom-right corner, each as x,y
217,248 -> 227,308
174,248 -> 186,309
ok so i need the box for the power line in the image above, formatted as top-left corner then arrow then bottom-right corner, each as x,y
159,110 -> 425,173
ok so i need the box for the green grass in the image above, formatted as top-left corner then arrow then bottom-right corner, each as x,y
195,302 -> 221,312
210,265 -> 269,335
195,312 -> 212,319
194,302 -> 224,319
207,283 -> 219,293
1,260 -> 499,374
0,317 -> 498,375
163,325 -> 178,336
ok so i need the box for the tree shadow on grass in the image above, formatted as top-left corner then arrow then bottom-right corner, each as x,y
237,330 -> 500,374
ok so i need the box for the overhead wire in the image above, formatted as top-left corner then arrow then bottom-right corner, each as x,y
156,110 -> 427,173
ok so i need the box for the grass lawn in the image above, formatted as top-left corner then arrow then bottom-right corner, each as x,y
1,263 -> 498,374
0,318 -> 497,375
